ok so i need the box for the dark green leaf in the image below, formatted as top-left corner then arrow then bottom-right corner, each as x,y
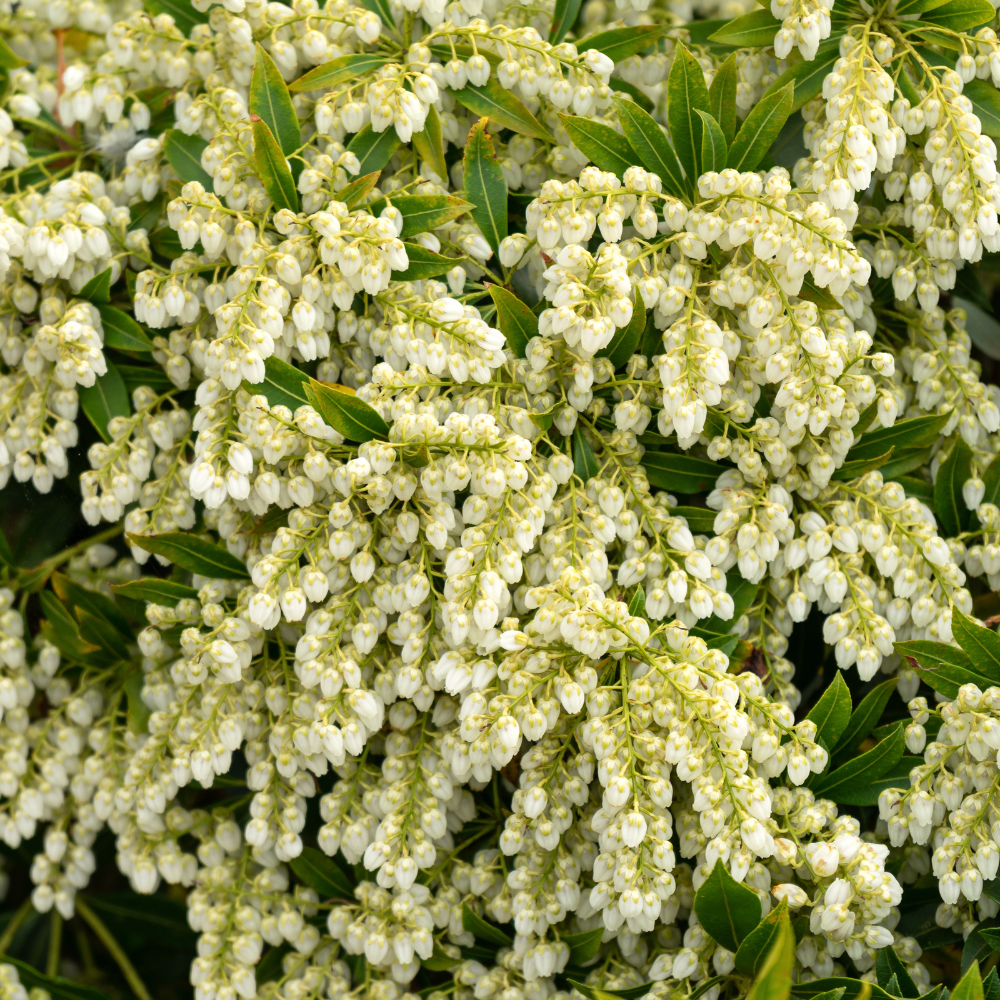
252,115 -> 299,212
40,591 -> 100,658
952,609 -> 1000,683
936,437 -> 974,536
80,360 -> 130,443
453,80 -> 552,141
464,118 -> 507,256
290,847 -> 355,898
832,447 -> 896,481
127,532 -> 250,579
251,43 -> 301,158
128,193 -> 165,233
694,858 -> 762,952
290,53 -> 392,92
762,41 -> 842,113
396,243 -> 463,281
255,355 -> 310,411
573,430 -> 600,482
52,572 -> 134,641
898,475 -> 935,502
830,677 -> 897,766
612,95 -> 687,197
163,129 -> 212,187
360,0 -> 396,30
729,82 -> 794,172
462,904 -> 512,946
735,901 -> 790,977
550,0 -> 582,43
806,672 -> 852,751
82,892 -> 195,951
709,53 -> 738,145
793,982 -> 896,1000
412,103 -> 448,181
77,609 -> 131,661
562,927 -> 604,965
305,380 -> 389,443
628,585 -> 645,619
118,364 -> 173,394
698,572 -> 759,634
367,194 -> 472,237
143,0 -> 208,34
981,451 -> 1000,513
0,954 -> 115,1000
670,506 -> 716,533
811,723 -> 905,803
697,110 -> 728,172
709,8 -> 781,45
99,304 -> 154,352
423,944 -> 461,971
576,24 -> 669,62
896,639 -> 993,698
600,305 -> 645,369
110,578 -> 199,604
850,412 -> 951,462
559,113 -> 637,177
609,79 -> 654,111
745,910 -> 794,1000
923,0 -> 995,28
336,170 -> 380,209
347,123 -> 401,177
0,528 -> 15,568
489,284 -> 536,358
570,982 -> 652,1000
668,42 -> 711,182
877,445 -> 934,481
966,78 -> 1000,139
769,111 -> 807,169
841,755 -> 923,806
876,942 -> 919,998
896,0 -> 952,13
642,451 -> 722,493
79,267 -> 112,304
984,967 -> 1000,1000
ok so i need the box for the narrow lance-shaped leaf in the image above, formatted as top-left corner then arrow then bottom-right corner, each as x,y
250,43 -> 302,158
559,113 -> 637,178
611,95 -> 687,198
697,109 -> 727,172
488,284 -> 536,358
728,81 -> 794,171
709,53 -> 738,144
251,115 -> 299,213
667,42 -> 711,182
464,118 -> 507,256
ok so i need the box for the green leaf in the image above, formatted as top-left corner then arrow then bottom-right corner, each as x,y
923,0 -> 996,28
573,430 -> 601,482
670,506 -> 716,533
844,755 -> 923,805
709,53 -> 738,145
335,171 -> 379,210
707,573 -> 759,632
569,982 -> 653,1000
128,192 -> 165,233
984,967 -> 1000,1000
806,672 -> 852,751
936,437 -> 974,536
982,451 -> 1000,514
709,8 -> 781,45
876,942 -> 919,998
360,0 -> 396,30
831,677 -> 898,766
163,129 -> 212,187
251,43 -> 301,158
965,78 -> 1000,139
694,858 -> 762,952
793,982 -> 894,1000
610,78 -> 654,112
464,118 -> 507,257
735,901 -> 790,978
489,284 -> 536,358
550,0 -> 582,43
599,305 -> 645,369
628,585 -> 645,619
99,304 -> 154,352
728,82 -> 794,172
82,892 -> 195,951
811,722 -> 906,803
562,927 -> 604,965
290,53 -> 392,92
745,908 -> 794,1000
0,954 -> 115,1000
668,42 -> 711,182
453,79 -> 552,141
577,24 -> 670,62
127,532 -> 250,579
367,194 -> 472,237
897,475 -> 935,502
252,115 -> 299,213
612,95 -> 687,197
305,380 -> 389,443
558,113 -> 637,177
642,451 -> 722,493
396,243 -> 463,281
118,363 -> 173,394
697,110 -> 728,172
877,445 -> 934,481
951,609 -> 1000,683
896,638 -> 995,698
347,123 -> 402,176
290,847 -> 355,898
52,572 -> 134,641
0,528 -> 15,568
462,904 -> 512,946
79,267 -> 112,304
849,411 -> 951,462
896,0 -> 952,13
414,105 -> 448,183
423,944 -> 461,971
956,959 -> 986,994
110,577 -> 199,604
254,355 -> 310,411
40,591 -> 100,658
78,608 -> 131,661
832,448 -> 897,481
143,0 -> 208,34
80,360 -> 129,443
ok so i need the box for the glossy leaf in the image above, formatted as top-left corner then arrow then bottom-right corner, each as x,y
627,585 -> 645,619
464,118 -> 507,256
367,194 -> 472,237
251,44 -> 301,157
550,0 -> 582,43
670,506 -> 716,533
982,450 -> 1000,514
694,858 -> 762,952
99,304 -> 154,352
612,95 -> 687,197
79,267 -> 111,304
144,0 -> 208,34
709,8 -> 781,45
966,78 -> 1000,139
453,79 -> 552,140
396,243 -> 463,281
697,573 -> 760,634
735,901 -> 790,977
52,572 -> 134,640
252,115 -> 299,212
896,0 -> 952,13
78,609 -> 131,661
40,591 -> 99,658
347,123 -> 402,176
793,982 -> 893,1000
923,0 -> 995,28
830,677 -> 897,766
896,638 -> 994,698
462,904 -> 513,946
952,609 -> 1000,683
289,53 -> 392,92
559,113 -> 636,177
955,960 -> 986,995
110,578 -> 199,604
935,437 -> 974,535
668,42 -> 711,182
811,723 -> 905,803
290,847 -> 355,899
746,913 -> 795,1000
412,103 -> 448,181
849,411 -> 951,462
573,430 -> 600,482
599,305 -> 646,369
876,943 -> 919,998
128,193 -> 165,233
806,671 -> 852,751
256,355 -> 310,411
489,284 -> 537,358
570,983 -> 653,1000
709,53 -> 738,145
728,82 -> 794,172
576,24 -> 669,62
697,110 -> 727,172
164,129 -> 212,186
642,452 -> 721,493
360,0 -> 396,30
0,955 -> 115,1000
562,927 -> 604,965
127,532 -> 250,579
336,170 -> 380,209
80,360 -> 129,443
305,380 -> 390,442
423,945 -> 461,971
